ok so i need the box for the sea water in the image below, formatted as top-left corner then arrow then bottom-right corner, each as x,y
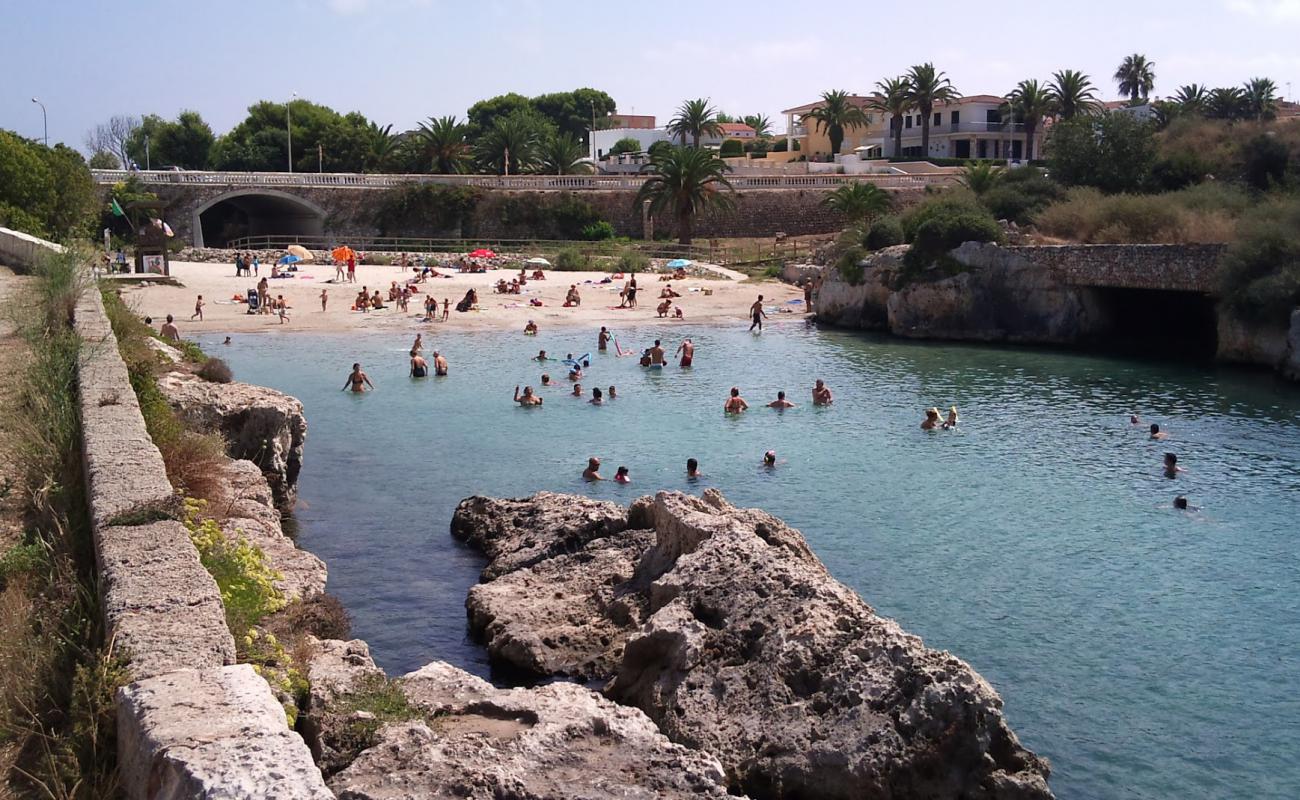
199,321 -> 1300,800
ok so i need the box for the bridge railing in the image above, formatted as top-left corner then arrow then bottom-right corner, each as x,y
90,169 -> 956,191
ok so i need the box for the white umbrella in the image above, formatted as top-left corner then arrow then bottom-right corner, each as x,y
525,257 -> 551,266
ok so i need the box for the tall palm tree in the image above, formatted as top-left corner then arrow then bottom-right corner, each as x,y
871,77 -> 912,158
743,114 -> 774,137
904,64 -> 959,156
634,146 -> 735,245
668,99 -> 724,148
1173,84 -> 1210,116
822,182 -> 892,225
959,162 -> 1004,196
365,122 -> 397,172
803,89 -> 869,157
1049,70 -> 1100,119
538,132 -> 590,175
1208,87 -> 1247,121
1004,79 -> 1055,161
415,115 -> 469,174
475,111 -> 543,175
1114,53 -> 1156,103
1242,77 -> 1280,121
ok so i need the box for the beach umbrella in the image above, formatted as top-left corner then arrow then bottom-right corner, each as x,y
525,257 -> 551,266
666,258 -> 692,268
468,248 -> 497,259
287,244 -> 314,260
332,245 -> 356,262
277,254 -> 302,265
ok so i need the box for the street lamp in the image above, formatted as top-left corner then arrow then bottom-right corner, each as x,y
31,97 -> 47,146
287,91 -> 298,173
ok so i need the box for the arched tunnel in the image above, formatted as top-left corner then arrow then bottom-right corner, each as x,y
195,190 -> 325,248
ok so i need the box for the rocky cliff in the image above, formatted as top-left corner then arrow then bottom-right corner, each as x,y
451,490 -> 1053,800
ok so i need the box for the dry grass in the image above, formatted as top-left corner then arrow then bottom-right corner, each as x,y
1035,187 -> 1239,244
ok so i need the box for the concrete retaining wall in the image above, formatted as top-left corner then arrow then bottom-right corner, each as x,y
27,227 -> 333,796
0,225 -> 65,270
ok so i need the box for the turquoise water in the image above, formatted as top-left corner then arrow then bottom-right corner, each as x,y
199,322 -> 1300,800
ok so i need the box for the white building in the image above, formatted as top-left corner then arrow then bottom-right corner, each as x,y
888,95 -> 1044,161
590,127 -> 671,160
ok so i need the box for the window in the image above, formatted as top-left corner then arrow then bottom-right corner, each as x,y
934,113 -> 942,127
951,111 -> 960,126
986,109 -> 1001,124
905,115 -> 913,129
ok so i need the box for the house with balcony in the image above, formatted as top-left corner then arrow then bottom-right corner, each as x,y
781,95 -> 889,159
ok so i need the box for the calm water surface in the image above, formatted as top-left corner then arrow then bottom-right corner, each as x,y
199,320 -> 1300,800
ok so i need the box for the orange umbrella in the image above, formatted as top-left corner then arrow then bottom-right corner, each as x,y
286,244 -> 314,260
332,246 -> 356,262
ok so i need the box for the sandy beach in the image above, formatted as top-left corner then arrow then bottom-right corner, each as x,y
113,260 -> 804,337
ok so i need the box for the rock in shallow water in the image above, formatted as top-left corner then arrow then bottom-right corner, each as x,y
451,489 -> 1053,800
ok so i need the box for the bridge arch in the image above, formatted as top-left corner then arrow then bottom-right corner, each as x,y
193,189 -> 326,248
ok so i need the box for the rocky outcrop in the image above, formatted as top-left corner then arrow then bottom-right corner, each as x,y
451,490 -> 1052,800
1215,307 -> 1292,369
159,372 -> 307,508
220,459 -> 327,599
304,639 -> 734,798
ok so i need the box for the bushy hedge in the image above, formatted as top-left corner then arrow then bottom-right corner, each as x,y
901,195 -> 1003,270
719,139 -> 744,157
580,220 -> 616,241
979,167 -> 1062,225
1035,187 -> 1238,244
1218,197 -> 1300,324
373,184 -> 481,235
865,216 -> 904,250
553,246 -> 592,271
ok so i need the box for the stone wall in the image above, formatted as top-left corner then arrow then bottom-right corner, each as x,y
1007,243 -> 1226,292
0,225 -> 65,270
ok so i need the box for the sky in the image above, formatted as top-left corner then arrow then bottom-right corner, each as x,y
3,0 -> 1300,151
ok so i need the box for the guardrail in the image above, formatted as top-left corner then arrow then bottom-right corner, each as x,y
91,169 -> 956,191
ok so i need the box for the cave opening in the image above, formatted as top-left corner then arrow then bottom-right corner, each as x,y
1086,287 -> 1219,361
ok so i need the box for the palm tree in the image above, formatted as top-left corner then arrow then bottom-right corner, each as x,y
475,111 -> 544,174
803,89 -> 869,158
668,99 -> 724,148
538,132 -> 590,175
1049,70 -> 1100,119
904,64 -> 959,156
415,115 -> 469,174
1208,87 -> 1247,121
1173,84 -> 1210,116
1004,79 -> 1055,161
822,182 -> 892,225
743,114 -> 773,137
959,162 -> 1003,196
634,146 -> 735,245
365,122 -> 397,172
1242,77 -> 1280,121
1114,54 -> 1156,103
871,77 -> 912,158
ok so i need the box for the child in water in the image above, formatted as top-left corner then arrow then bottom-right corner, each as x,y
614,466 -> 631,483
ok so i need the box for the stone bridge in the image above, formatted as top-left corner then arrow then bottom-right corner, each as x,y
1007,243 -> 1225,293
91,170 -> 946,248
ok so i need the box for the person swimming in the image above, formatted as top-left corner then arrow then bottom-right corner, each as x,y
1164,452 -> 1185,478
572,383 -> 583,397
812,379 -> 833,406
409,350 -> 428,378
536,350 -> 549,361
921,408 -> 942,430
763,450 -> 777,468
725,387 -> 749,413
541,373 -> 553,386
524,320 -> 538,335
942,406 -> 959,429
1150,423 -> 1168,440
608,385 -> 617,399
513,385 -> 543,406
583,457 -> 604,481
342,362 -> 374,393
768,391 -> 795,409
590,387 -> 603,405
686,457 -> 700,478
614,465 -> 630,483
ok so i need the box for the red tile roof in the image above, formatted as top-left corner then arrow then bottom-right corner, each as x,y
718,122 -> 756,134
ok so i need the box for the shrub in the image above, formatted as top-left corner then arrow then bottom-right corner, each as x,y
329,674 -> 426,764
580,220 -> 616,241
901,194 -> 990,242
616,249 -> 649,273
865,216 -> 904,250
184,498 -> 286,637
647,140 -> 673,158
263,593 -> 352,641
0,542 -> 46,587
1048,114 -> 1157,193
1241,133 -> 1290,191
608,137 -> 641,157
1035,187 -> 1237,244
1218,197 -> 1300,324
902,197 -> 1003,271
1151,152 -> 1212,191
836,245 -> 867,284
978,168 -> 1063,225
197,357 -> 233,383
719,139 -> 744,158
553,247 -> 591,271
373,184 -> 480,236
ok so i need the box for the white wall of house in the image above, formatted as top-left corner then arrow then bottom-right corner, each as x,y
590,127 -> 672,160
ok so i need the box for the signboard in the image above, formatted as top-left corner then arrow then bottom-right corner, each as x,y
143,254 -> 165,274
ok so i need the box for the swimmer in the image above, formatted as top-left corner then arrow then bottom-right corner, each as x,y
676,338 -> 694,368
541,373 -> 553,386
583,457 -> 604,481
608,385 -> 617,399
812,379 -> 833,406
223,336 -> 232,346
1163,452 -> 1185,478
1173,495 -> 1201,511
432,351 -> 448,376
524,320 -> 539,335
921,407 -> 942,430
1150,423 -> 1168,441
648,339 -> 666,366
749,295 -> 767,332
513,385 -> 543,406
614,466 -> 631,484
763,450 -> 777,468
341,362 -> 374,393
724,387 -> 749,414
942,406 -> 959,429
568,365 -> 583,380
159,314 -> 180,342
409,350 -> 429,378
590,387 -> 604,405
598,326 -> 611,352
1130,414 -> 1140,425
686,457 -> 701,478
768,391 -> 796,409
572,382 -> 583,397
536,350 -> 549,361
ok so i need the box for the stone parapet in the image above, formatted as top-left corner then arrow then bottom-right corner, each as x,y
1006,243 -> 1225,293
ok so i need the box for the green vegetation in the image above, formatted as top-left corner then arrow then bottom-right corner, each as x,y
634,146 -> 735,245
328,673 -> 428,760
719,139 -> 744,158
822,182 -> 892,226
865,216 -> 905,250
979,167 -> 1063,225
413,116 -> 470,174
616,249 -> 649,273
373,184 -> 481,236
553,247 -> 592,270
608,137 -> 641,157
1048,113 -> 1158,194
667,99 -> 724,149
1114,53 -> 1157,103
580,221 -> 616,241
1049,70 -> 1101,119
1035,186 -> 1239,244
803,90 -> 868,157
904,63 -> 959,156
183,499 -> 286,639
126,111 -> 215,170
537,132 -> 591,175
872,77 -> 911,159
1218,197 -> 1300,325
0,131 -> 97,240
1004,79 -> 1054,161
901,194 -> 1003,272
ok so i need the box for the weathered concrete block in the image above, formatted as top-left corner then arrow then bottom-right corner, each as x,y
118,664 -> 333,800
98,521 -> 235,678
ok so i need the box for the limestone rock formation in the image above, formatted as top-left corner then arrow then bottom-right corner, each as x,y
220,458 -> 327,599
306,640 -> 734,798
301,637 -> 387,776
452,490 -> 1053,800
159,371 -> 307,508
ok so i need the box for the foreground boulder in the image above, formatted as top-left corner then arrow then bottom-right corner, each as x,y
159,372 -> 306,508
304,640 -> 734,798
220,459 -> 326,599
452,489 -> 1052,799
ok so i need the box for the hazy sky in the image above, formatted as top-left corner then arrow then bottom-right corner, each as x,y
4,0 -> 1300,150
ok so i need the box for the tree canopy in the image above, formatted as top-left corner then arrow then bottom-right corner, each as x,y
125,110 -> 215,170
0,130 -> 96,240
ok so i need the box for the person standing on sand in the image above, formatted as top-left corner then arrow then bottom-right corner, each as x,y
599,326 -> 611,352
583,457 -> 605,481
159,314 -> 180,342
342,363 -> 373,392
676,338 -> 694,367
812,379 -> 833,405
626,275 -> 638,308
442,298 -> 450,322
321,289 -> 329,312
725,387 -> 749,413
749,295 -> 767,332
347,255 -> 356,283
191,294 -> 204,321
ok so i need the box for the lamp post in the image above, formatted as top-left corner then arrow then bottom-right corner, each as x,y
287,91 -> 297,173
31,97 -> 47,146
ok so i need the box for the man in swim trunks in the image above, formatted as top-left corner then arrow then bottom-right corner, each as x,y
725,387 -> 749,413
598,327 -> 611,351
583,457 -> 604,481
812,379 -> 833,405
768,391 -> 795,409
159,314 -> 180,342
1150,424 -> 1169,440
676,338 -> 694,367
342,363 -> 373,392
626,276 -> 638,308
648,339 -> 666,366
749,296 -> 767,332
432,351 -> 448,376
410,350 -> 429,378
513,385 -> 543,405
